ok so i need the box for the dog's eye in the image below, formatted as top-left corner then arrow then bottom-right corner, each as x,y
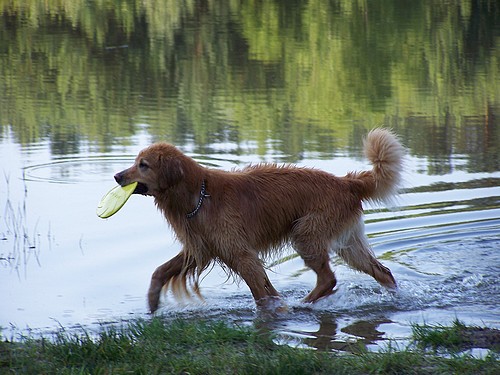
139,160 -> 149,170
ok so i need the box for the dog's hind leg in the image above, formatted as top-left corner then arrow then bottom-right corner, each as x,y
291,216 -> 337,303
334,219 -> 397,289
148,251 -> 195,313
224,252 -> 281,306
296,246 -> 338,303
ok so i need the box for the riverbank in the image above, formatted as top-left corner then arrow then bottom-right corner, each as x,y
1,318 -> 498,374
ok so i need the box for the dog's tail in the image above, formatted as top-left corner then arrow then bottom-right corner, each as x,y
349,128 -> 404,204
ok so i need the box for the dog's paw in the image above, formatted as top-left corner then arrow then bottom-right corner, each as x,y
148,280 -> 163,313
256,296 -> 288,315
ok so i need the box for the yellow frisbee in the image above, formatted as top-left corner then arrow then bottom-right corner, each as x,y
96,182 -> 138,218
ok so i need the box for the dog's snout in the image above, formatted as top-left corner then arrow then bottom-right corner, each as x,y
114,172 -> 123,184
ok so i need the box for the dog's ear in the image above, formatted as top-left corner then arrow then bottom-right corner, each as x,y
158,155 -> 184,189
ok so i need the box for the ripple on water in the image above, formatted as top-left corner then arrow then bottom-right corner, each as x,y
21,154 -> 235,184
22,156 -> 135,184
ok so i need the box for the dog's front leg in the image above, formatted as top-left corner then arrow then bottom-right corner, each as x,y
148,251 -> 185,313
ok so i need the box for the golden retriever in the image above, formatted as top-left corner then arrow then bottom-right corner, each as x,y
114,128 -> 404,313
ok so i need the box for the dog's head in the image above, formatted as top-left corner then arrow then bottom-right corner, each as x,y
114,143 -> 185,197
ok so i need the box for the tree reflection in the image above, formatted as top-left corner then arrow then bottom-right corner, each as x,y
0,0 -> 498,171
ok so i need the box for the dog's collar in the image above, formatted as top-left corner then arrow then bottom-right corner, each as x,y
186,179 -> 210,219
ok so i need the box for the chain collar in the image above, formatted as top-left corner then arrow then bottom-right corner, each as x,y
186,179 -> 210,219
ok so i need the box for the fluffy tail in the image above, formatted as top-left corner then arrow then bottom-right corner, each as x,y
364,128 -> 404,202
350,128 -> 404,204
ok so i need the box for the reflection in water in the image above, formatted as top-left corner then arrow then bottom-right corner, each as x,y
1,175 -> 45,279
256,311 -> 393,353
296,315 -> 391,353
1,1 -> 499,168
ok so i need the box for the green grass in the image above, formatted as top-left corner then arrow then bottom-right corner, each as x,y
1,318 -> 498,374
412,318 -> 500,353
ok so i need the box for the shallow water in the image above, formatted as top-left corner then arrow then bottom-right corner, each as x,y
1,130 -> 499,351
1,1 -> 500,352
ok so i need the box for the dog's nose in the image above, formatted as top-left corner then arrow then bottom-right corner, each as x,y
114,172 -> 123,184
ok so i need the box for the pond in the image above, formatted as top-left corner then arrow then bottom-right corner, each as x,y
1,1 -> 499,352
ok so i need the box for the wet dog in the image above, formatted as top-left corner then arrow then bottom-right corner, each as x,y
114,128 -> 404,312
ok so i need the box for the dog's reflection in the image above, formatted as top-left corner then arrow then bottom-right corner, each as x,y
255,310 -> 392,353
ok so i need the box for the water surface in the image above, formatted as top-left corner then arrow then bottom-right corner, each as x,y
1,1 -> 499,352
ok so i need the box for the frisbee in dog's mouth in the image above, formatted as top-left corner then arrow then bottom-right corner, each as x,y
96,182 -> 138,218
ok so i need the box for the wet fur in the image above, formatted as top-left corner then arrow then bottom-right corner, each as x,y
114,128 -> 404,312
